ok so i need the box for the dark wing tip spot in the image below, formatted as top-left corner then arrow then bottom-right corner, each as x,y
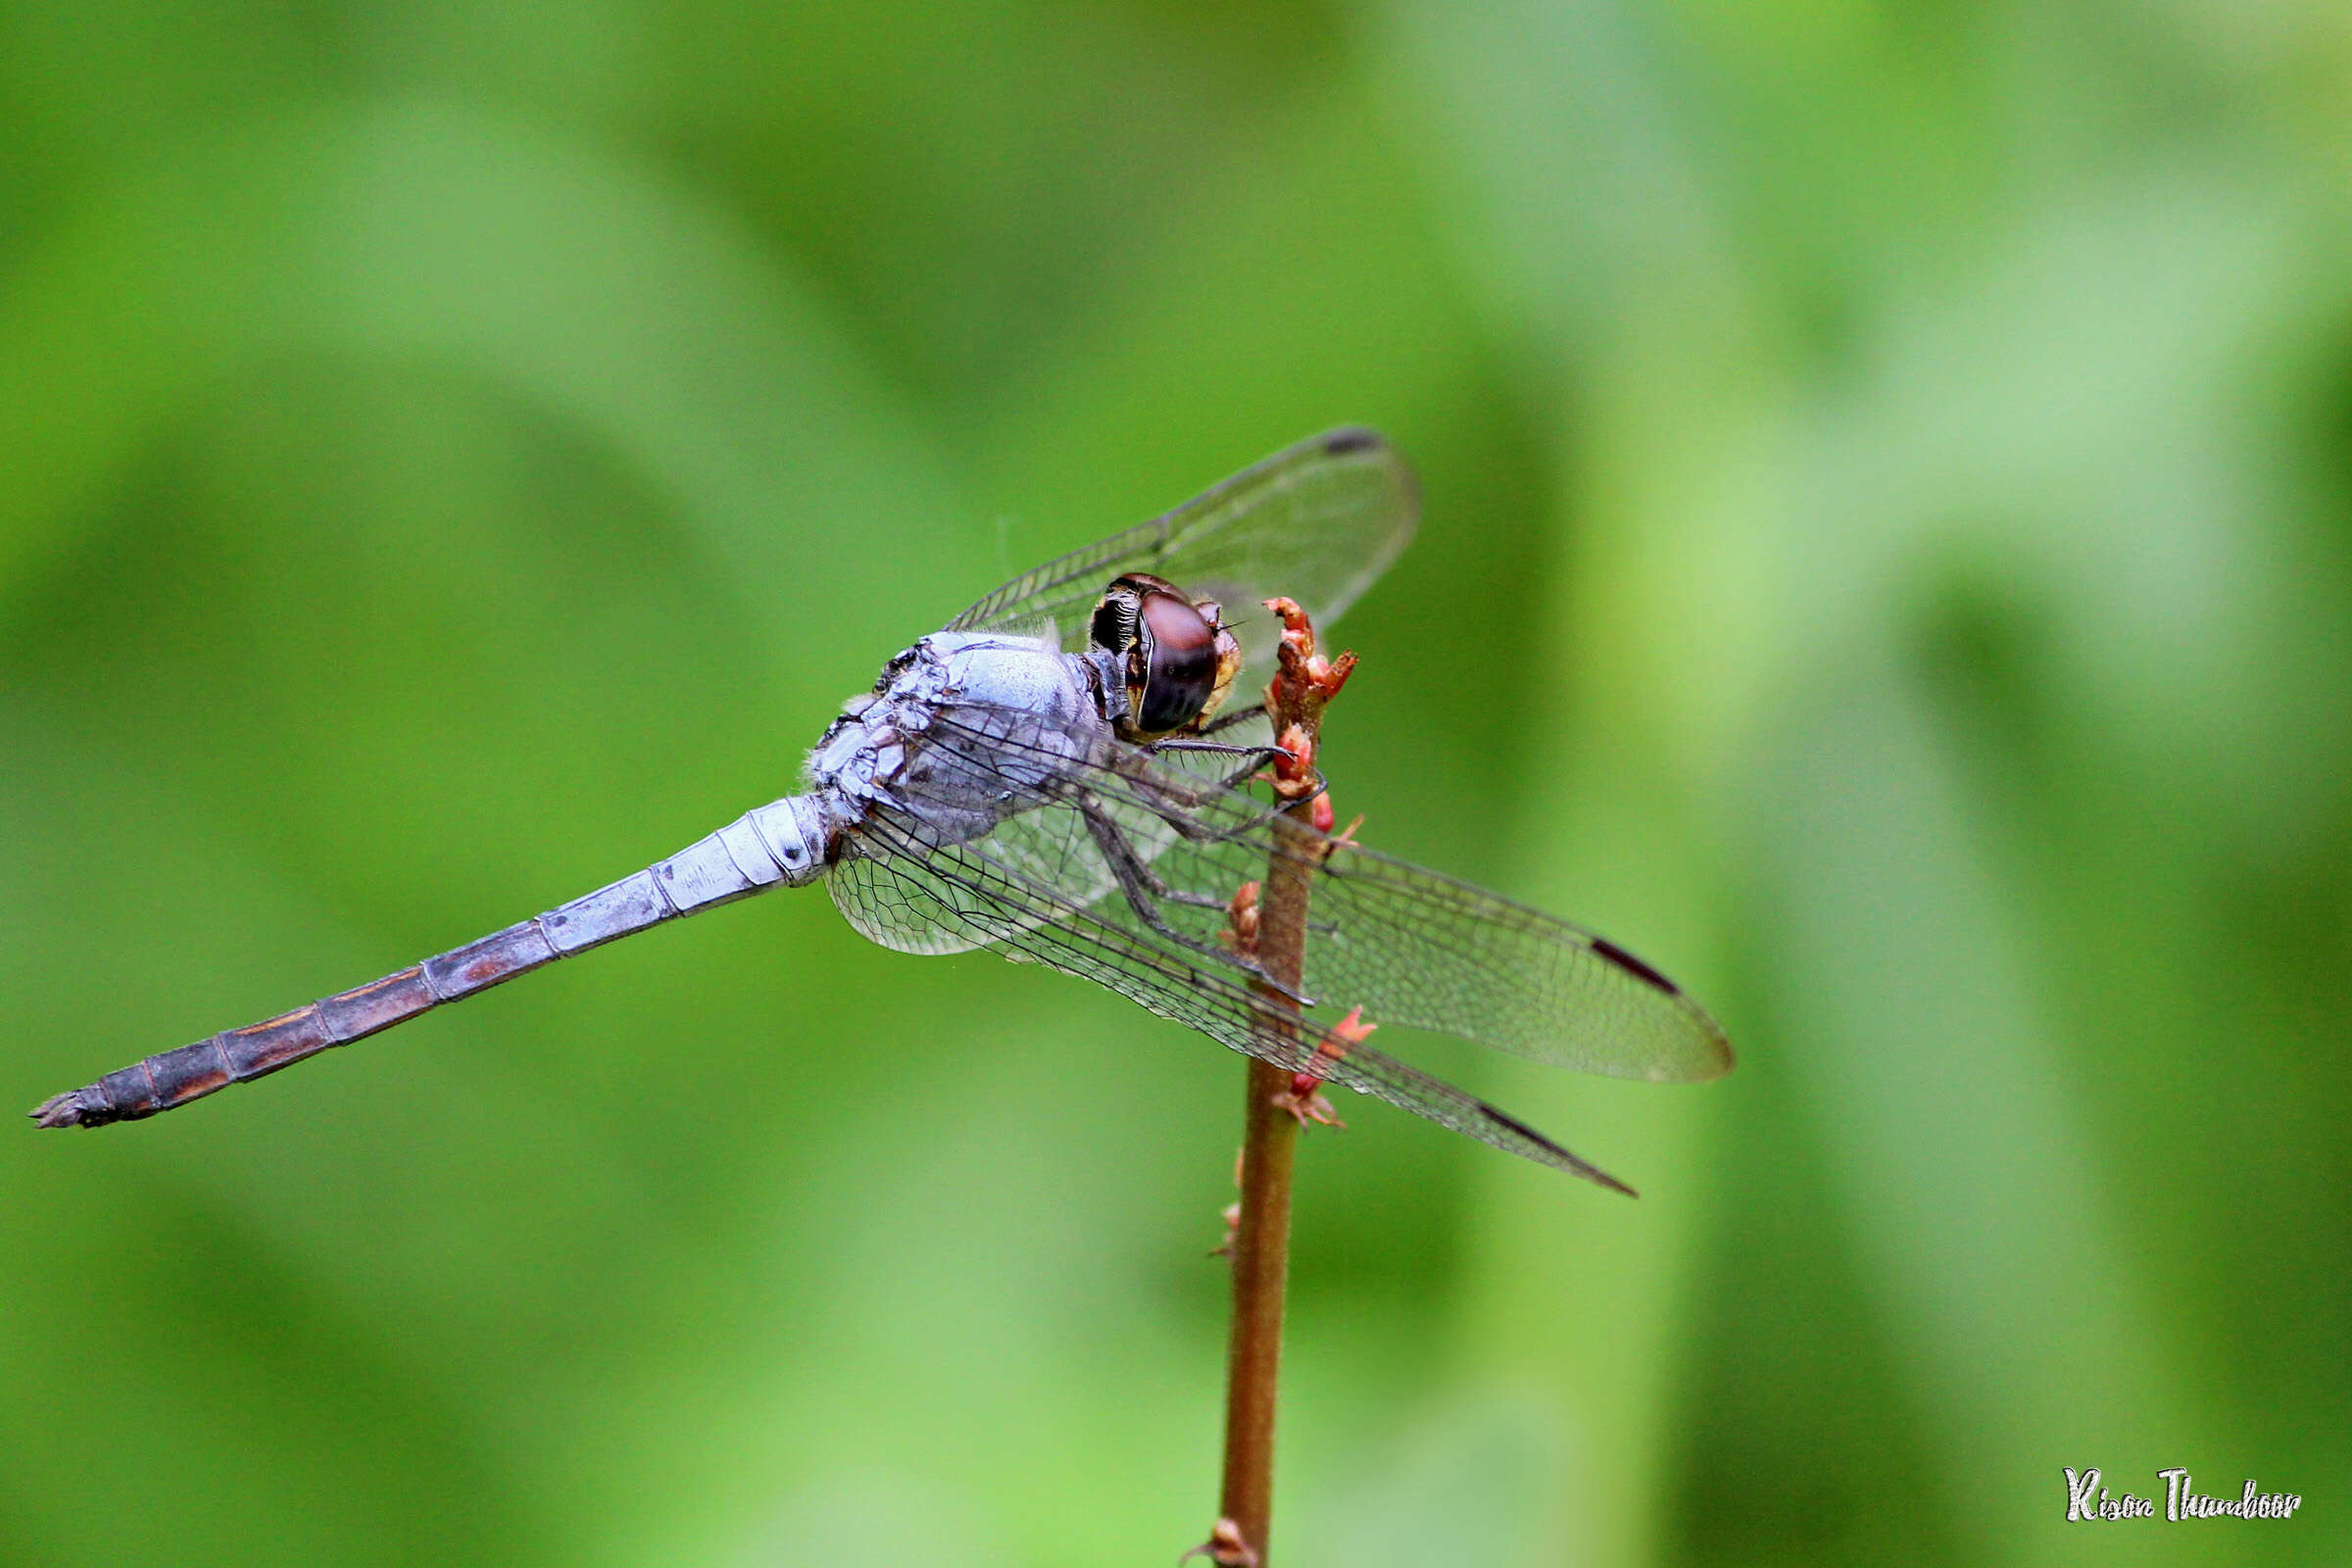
1477,1100 -> 1554,1152
1321,426 -> 1384,455
1592,937 -> 1680,997
1477,1100 -> 1638,1197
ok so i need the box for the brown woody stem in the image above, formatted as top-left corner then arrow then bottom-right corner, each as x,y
1207,599 -> 1355,1568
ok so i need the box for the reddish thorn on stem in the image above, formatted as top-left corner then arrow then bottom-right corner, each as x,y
1222,881 -> 1262,956
1211,1146 -> 1248,1256
1212,1200 -> 1242,1258
1269,723 -> 1316,798
1259,599 -> 1356,807
1271,1005 -> 1375,1129
1263,597 -> 1357,702
1182,1518 -> 1260,1568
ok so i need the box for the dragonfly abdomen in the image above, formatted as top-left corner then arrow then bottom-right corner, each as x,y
30,796 -> 833,1129
34,965 -> 452,1127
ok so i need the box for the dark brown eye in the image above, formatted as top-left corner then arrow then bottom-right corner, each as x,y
1133,589 -> 1217,734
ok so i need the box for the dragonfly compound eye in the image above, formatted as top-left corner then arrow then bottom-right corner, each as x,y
1131,587 -> 1219,734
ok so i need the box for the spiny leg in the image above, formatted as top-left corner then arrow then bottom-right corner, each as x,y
1076,797 -> 1312,1004
1077,795 -> 1238,917
1111,744 -> 1322,851
1146,738 -> 1283,765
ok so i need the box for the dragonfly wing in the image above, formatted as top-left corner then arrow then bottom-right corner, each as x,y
914,704 -> 1736,1084
831,801 -> 1115,955
831,809 -> 1630,1188
828,688 -> 1268,956
947,428 -> 1417,672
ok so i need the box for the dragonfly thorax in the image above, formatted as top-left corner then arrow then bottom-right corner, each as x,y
808,631 -> 1108,851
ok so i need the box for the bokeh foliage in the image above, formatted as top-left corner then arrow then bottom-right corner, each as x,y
3,3 -> 2346,1565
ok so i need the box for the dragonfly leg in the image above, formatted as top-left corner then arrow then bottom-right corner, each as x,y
1147,738 -> 1283,764
1142,735 -> 1285,800
1145,716 -> 1328,798
1078,795 -> 1240,922
1068,794 -> 1232,913
1077,799 -> 1313,1004
1109,751 -> 1321,851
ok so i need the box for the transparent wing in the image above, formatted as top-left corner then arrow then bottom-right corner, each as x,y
832,804 -> 1109,955
820,696 -> 1731,1185
828,808 -> 1633,1190
910,703 -> 1735,1085
832,704 -> 1267,956
948,428 -> 1418,672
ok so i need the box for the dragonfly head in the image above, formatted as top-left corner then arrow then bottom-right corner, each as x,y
1087,573 -> 1244,741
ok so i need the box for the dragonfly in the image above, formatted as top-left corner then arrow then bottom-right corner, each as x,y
30,429 -> 1732,1192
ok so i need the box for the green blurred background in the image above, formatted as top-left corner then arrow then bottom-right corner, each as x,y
3,3 -> 2346,1565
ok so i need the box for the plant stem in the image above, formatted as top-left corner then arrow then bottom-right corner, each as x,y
1207,598 -> 1354,1568
1217,989 -> 1306,1561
